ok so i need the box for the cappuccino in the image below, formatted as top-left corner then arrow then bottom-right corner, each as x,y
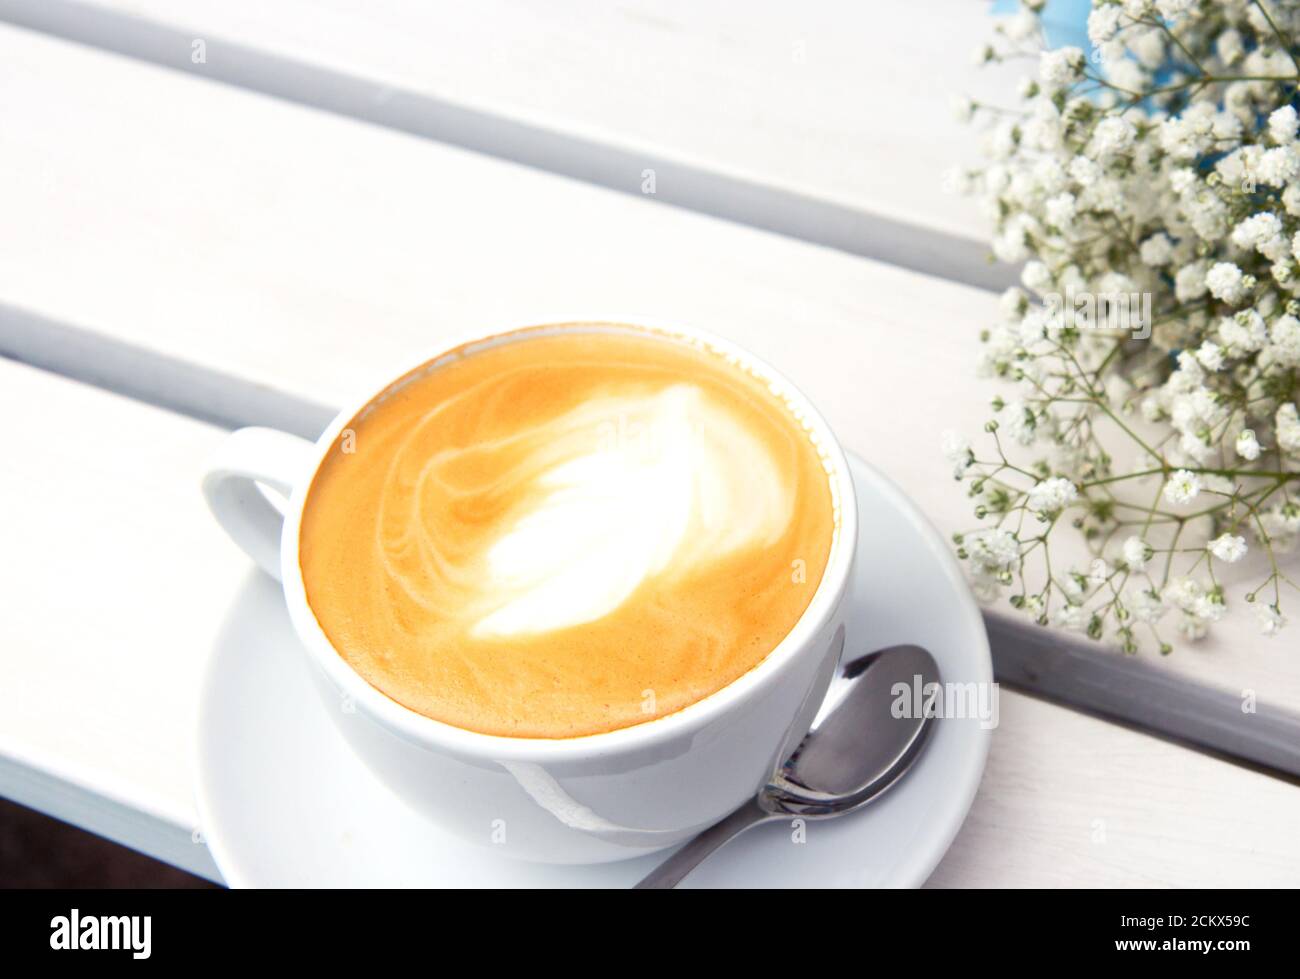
300,324 -> 836,737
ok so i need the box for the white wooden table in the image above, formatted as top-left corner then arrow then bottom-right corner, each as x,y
1,1 -> 1298,887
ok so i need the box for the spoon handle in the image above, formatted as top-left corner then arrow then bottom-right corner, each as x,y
633,798 -> 774,889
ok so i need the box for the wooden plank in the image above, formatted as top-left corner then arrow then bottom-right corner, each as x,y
0,360 -> 237,880
0,752 -> 218,881
0,0 -> 1016,289
927,692 -> 1300,888
0,26 -> 1296,747
3,360 -> 1300,887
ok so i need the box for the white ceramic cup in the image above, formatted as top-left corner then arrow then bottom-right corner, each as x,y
202,320 -> 858,864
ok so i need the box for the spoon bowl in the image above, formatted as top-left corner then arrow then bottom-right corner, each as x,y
635,643 -> 939,888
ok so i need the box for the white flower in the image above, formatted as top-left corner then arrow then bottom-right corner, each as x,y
1188,195 -> 1229,240
1002,400 -> 1038,445
1277,403 -> 1300,456
1059,570 -> 1086,602
1005,10 -> 1040,43
1021,260 -> 1052,293
1130,588 -> 1166,624
992,213 -> 1036,263
1256,603 -> 1286,637
1027,477 -> 1078,515
1217,28 -> 1245,65
1175,262 -> 1208,302
1208,534 -> 1247,563
1259,503 -> 1300,553
1166,576 -> 1202,611
941,430 -> 973,477
951,96 -> 975,124
1026,103 -> 1067,152
1023,594 -> 1045,619
1193,592 -> 1225,623
1091,116 -> 1136,158
1031,155 -> 1067,194
956,6 -> 1297,650
1270,105 -> 1299,145
1169,167 -> 1197,194
970,570 -> 1002,603
1236,429 -> 1262,461
1123,536 -> 1152,571
1218,311 -> 1268,354
1205,263 -> 1247,305
1166,577 -> 1223,626
1178,613 -> 1209,640
1130,29 -> 1164,69
1055,603 -> 1085,630
1231,213 -> 1287,259
966,528 -> 1020,573
1088,6 -> 1123,46
986,120 -> 1021,160
1161,102 -> 1216,159
1258,146 -> 1300,186
1195,341 -> 1224,371
1155,0 -> 1192,19
1044,192 -> 1077,229
1171,350 -> 1204,387
1163,470 -> 1202,505
1039,46 -> 1085,87
1268,315 -> 1300,367
1139,233 -> 1174,266
1088,558 -> 1113,585
1068,155 -> 1102,187
999,287 -> 1028,315
1231,213 -> 1280,249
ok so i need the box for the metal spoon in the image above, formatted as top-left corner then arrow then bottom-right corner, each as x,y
634,643 -> 939,889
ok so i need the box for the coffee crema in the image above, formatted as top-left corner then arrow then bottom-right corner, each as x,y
300,325 -> 836,738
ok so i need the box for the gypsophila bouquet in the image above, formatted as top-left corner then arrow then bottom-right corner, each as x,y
947,0 -> 1300,650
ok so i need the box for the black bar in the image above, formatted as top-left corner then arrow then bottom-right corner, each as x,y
0,888 -> 1284,956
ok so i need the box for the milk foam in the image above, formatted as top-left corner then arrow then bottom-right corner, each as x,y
474,384 -> 791,636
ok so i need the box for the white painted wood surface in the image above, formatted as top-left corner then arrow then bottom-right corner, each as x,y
0,361 -> 236,880
0,14 -> 1297,886
0,0 -> 1018,287
4,352 -> 1299,886
0,24 -> 1295,714
929,693 -> 1300,888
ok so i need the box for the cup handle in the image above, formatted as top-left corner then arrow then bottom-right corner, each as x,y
202,427 -> 317,581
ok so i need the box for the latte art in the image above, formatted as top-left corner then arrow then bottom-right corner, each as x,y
301,326 -> 836,737
384,383 -> 794,640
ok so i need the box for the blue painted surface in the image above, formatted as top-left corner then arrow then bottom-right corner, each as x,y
988,0 -> 1177,112
990,0 -> 1092,51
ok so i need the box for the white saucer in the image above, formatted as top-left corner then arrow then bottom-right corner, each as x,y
195,454 -> 991,887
